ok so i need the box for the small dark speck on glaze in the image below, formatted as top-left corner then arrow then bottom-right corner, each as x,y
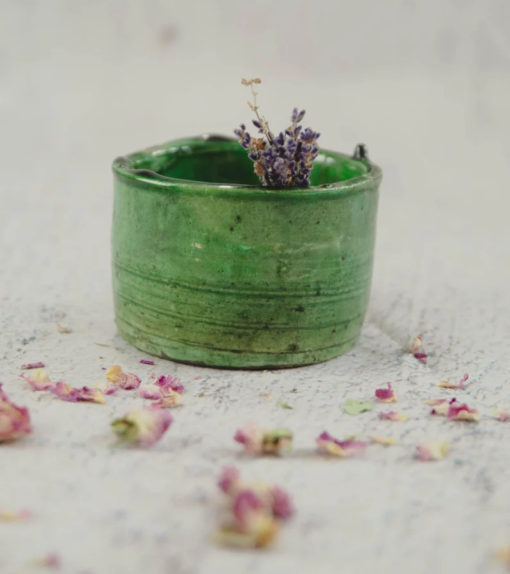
263,325 -> 270,330
236,215 -> 242,223
288,344 -> 299,352
315,290 -> 321,296
229,226 -> 235,232
341,256 -> 345,261
294,306 -> 305,313
332,329 -> 337,333
316,221 -> 320,224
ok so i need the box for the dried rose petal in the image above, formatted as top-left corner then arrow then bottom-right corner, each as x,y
215,514 -> 279,548
436,373 -> 469,389
31,553 -> 61,569
90,381 -> 118,395
215,467 -> 292,548
106,365 -> 141,390
20,362 -> 45,370
50,382 -> 106,404
492,409 -> 510,422
370,436 -> 396,446
139,384 -> 162,400
271,486 -> 294,519
152,374 -> 184,395
218,466 -> 240,494
410,334 -> 428,364
416,441 -> 450,461
424,398 -> 449,406
234,424 -> 292,456
21,368 -> 53,391
316,431 -> 367,457
0,384 -> 32,441
232,489 -> 265,531
111,407 -> 172,447
152,391 -> 183,409
375,383 -> 396,403
0,509 -> 32,522
446,401 -> 479,422
139,359 -> 155,365
379,411 -> 408,422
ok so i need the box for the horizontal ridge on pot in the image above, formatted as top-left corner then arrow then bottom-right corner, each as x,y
112,135 -> 382,369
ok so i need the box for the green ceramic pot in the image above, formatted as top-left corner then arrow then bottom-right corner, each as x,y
112,135 -> 381,369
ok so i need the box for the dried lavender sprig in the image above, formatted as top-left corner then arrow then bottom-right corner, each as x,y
234,79 -> 320,188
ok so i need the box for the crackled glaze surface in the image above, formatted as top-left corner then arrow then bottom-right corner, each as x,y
112,138 -> 381,368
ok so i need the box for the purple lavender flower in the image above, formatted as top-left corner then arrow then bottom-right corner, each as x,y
234,78 -> 320,188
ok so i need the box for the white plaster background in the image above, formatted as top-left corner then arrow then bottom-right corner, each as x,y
1,1 -> 510,572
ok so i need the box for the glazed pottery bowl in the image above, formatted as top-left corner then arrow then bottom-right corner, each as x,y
112,135 -> 382,369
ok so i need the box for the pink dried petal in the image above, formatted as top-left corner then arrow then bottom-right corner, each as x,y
492,409 -> 510,422
0,384 -> 32,441
316,431 -> 367,457
215,514 -> 279,549
20,362 -> 45,370
152,391 -> 183,408
31,553 -> 61,569
51,382 -> 106,404
154,374 -> 184,395
379,411 -> 408,421
0,509 -> 32,522
424,398 -> 449,406
234,423 -> 265,454
218,466 -> 240,494
234,425 -> 292,456
111,407 -> 172,447
370,436 -> 396,446
106,365 -> 141,390
90,381 -> 118,395
271,486 -> 294,519
410,334 -> 428,363
140,359 -> 155,365
21,368 -> 53,391
375,383 -> 396,402
139,384 -> 162,400
416,441 -> 450,461
447,401 -> 479,422
437,373 -> 469,389
232,490 -> 264,531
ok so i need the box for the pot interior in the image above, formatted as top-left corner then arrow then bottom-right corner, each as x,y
132,139 -> 370,187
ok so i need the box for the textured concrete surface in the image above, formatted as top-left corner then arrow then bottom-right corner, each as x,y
2,1 -> 510,573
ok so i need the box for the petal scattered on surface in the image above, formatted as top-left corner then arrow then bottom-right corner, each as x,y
215,466 -> 293,549
31,553 -> 61,569
492,409 -> 510,422
139,359 -> 155,365
50,382 -> 105,404
152,391 -> 183,408
20,362 -> 45,370
379,411 -> 408,421
316,431 -> 367,457
436,373 -> 469,389
106,365 -> 141,390
152,374 -> 184,395
343,398 -> 373,416
0,509 -> 32,522
410,334 -> 428,364
416,441 -> 450,461
234,424 -> 292,455
442,400 -> 479,422
21,368 -> 53,391
375,383 -> 396,403
0,384 -> 32,442
370,436 -> 396,446
111,407 -> 172,447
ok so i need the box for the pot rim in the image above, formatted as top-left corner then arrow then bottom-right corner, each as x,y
112,134 -> 382,197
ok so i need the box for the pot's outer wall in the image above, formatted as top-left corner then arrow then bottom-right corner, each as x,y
112,140 -> 381,369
